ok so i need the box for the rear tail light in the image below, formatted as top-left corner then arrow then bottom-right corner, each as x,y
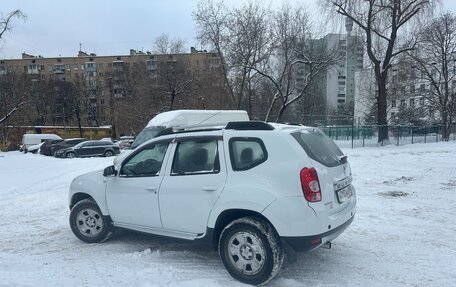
300,167 -> 322,202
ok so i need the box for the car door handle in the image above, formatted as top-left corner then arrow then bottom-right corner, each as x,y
146,187 -> 158,193
201,186 -> 217,192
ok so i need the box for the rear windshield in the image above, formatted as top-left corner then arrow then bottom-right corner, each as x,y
292,129 -> 345,167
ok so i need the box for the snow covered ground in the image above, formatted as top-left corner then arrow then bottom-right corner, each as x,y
1,142 -> 455,286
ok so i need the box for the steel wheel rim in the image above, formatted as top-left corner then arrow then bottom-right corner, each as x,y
76,208 -> 104,237
227,231 -> 266,275
106,151 -> 113,157
67,153 -> 75,158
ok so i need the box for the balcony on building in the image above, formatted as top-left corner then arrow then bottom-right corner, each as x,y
0,64 -> 7,75
53,64 -> 65,74
27,64 -> 39,75
146,60 -> 156,71
85,62 -> 96,72
112,61 -> 124,72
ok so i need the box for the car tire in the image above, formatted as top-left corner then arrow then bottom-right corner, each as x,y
219,217 -> 284,286
69,199 -> 113,243
104,150 -> 114,157
66,152 -> 76,158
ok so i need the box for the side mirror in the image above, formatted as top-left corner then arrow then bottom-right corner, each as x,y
103,165 -> 117,177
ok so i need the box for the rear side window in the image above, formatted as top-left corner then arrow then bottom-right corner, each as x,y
292,129 -> 344,167
171,139 -> 220,175
229,138 -> 267,171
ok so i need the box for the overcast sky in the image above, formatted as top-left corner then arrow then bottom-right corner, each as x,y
1,0 -> 455,59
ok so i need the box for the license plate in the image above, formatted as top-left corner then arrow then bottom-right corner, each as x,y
336,185 -> 352,203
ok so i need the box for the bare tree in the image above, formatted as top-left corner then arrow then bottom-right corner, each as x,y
0,9 -> 26,126
254,3 -> 340,122
194,0 -> 271,112
323,0 -> 436,143
408,12 -> 456,141
153,33 -> 186,54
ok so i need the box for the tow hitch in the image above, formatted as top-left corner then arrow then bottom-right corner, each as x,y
324,241 -> 332,249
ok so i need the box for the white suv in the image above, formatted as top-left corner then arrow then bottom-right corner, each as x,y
68,121 -> 356,285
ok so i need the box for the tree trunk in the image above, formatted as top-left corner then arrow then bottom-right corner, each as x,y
376,70 -> 389,143
275,103 -> 287,123
442,112 -> 450,141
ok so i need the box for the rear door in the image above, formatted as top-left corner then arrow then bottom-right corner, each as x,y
158,134 -> 226,235
292,129 -> 354,214
76,142 -> 93,157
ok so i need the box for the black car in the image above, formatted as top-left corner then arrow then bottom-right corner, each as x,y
45,138 -> 87,156
40,139 -> 64,156
54,140 -> 120,158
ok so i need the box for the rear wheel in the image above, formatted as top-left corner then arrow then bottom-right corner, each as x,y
69,199 -> 112,243
66,152 -> 76,158
104,150 -> 114,157
219,217 -> 284,285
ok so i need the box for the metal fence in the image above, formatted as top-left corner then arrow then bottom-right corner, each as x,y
321,125 -> 456,148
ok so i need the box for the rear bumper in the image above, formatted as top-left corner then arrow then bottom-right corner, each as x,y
281,215 -> 354,252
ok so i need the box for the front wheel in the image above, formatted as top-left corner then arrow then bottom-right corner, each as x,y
66,152 -> 76,159
104,150 -> 114,157
69,199 -> 112,243
219,217 -> 284,285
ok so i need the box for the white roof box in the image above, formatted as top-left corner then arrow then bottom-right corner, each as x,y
146,110 -> 249,128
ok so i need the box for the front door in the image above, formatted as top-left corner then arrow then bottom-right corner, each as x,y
159,136 -> 226,235
106,141 -> 170,229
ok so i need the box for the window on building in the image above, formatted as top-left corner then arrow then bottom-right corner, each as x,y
392,100 -> 396,108
410,85 -> 415,93
420,84 -> 425,92
419,97 -> 425,106
409,98 -> 415,106
400,99 -> 406,107
73,64 -> 78,70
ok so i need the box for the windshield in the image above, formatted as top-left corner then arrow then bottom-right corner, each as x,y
292,128 -> 344,167
130,127 -> 164,149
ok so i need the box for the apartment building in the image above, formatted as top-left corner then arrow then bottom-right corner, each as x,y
0,47 -> 226,137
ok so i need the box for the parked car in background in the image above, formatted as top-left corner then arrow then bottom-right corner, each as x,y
115,136 -> 135,149
51,138 -> 87,155
55,140 -> 120,158
21,134 -> 62,153
27,142 -> 45,154
40,139 -> 64,156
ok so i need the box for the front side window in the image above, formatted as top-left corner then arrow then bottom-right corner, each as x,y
229,138 -> 267,171
120,143 -> 169,177
171,139 -> 219,175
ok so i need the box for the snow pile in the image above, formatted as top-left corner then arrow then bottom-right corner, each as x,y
1,143 -> 456,286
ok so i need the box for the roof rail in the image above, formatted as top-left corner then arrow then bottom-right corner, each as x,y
225,121 -> 274,130
155,121 -> 274,137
